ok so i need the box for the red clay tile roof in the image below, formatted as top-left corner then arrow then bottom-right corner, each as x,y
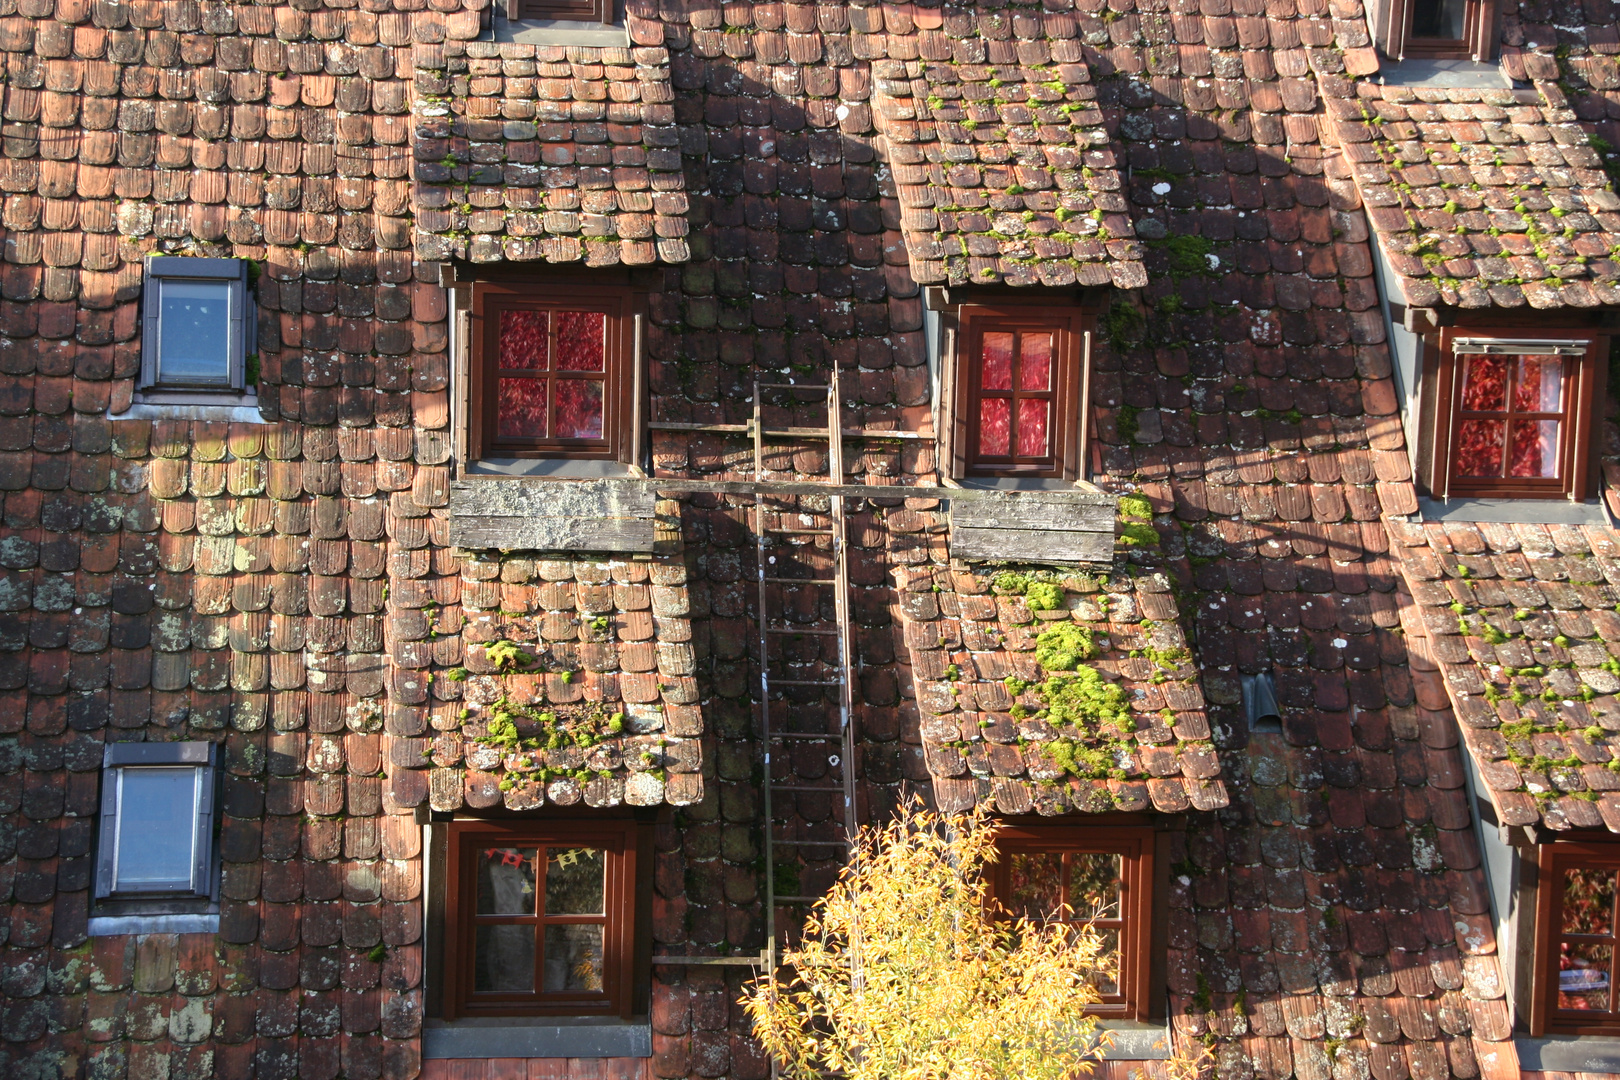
1388,518 -> 1620,832
1325,82 -> 1620,310
896,553 -> 1229,815
869,9 -> 1145,289
412,36 -> 692,266
0,0 -> 1544,1077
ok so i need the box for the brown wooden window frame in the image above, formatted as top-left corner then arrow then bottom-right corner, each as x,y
506,0 -> 612,24
443,818 -> 640,1019
948,305 -> 1087,481
1426,328 -> 1603,502
1369,0 -> 1493,60
987,824 -> 1154,1022
469,282 -> 636,464
1531,841 -> 1620,1036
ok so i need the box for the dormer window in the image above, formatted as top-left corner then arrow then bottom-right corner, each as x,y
946,304 -> 1088,481
1424,333 -> 1602,503
1367,0 -> 1491,62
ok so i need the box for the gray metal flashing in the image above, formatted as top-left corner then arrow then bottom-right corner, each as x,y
1418,497 -> 1611,526
88,914 -> 220,937
1095,1021 -> 1173,1060
423,1020 -> 652,1060
109,400 -> 268,424
465,458 -> 638,479
1516,1035 -> 1620,1072
1374,58 -> 1513,88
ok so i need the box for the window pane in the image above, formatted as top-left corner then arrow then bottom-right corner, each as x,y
544,925 -> 605,992
979,398 -> 1010,456
1460,355 -> 1507,412
1004,852 -> 1064,920
1564,869 -> 1616,935
1513,356 -> 1563,412
499,310 -> 549,370
556,311 -> 606,372
115,768 -> 199,890
1019,335 -> 1052,391
1410,0 -> 1466,38
475,925 -> 535,992
158,281 -> 232,384
1067,853 -> 1123,919
498,378 -> 548,439
546,847 -> 605,915
1455,418 -> 1504,477
1559,942 -> 1613,1011
1508,419 -> 1560,479
981,333 -> 1013,390
478,847 -> 538,915
1087,926 -> 1121,997
554,380 -> 605,440
1016,398 -> 1049,458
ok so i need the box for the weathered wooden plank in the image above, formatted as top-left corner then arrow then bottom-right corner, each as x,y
644,480 -> 1112,503
949,527 -> 1113,564
949,492 -> 1115,532
451,517 -> 656,553
450,478 -> 657,519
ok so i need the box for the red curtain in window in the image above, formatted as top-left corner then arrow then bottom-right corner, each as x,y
1454,352 -> 1566,483
974,328 -> 1057,465
495,309 -> 607,443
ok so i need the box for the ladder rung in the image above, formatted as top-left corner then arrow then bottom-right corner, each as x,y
761,576 -> 837,584
774,896 -> 824,903
769,678 -> 842,686
758,427 -> 833,438
771,785 -> 847,793
773,839 -> 851,846
764,528 -> 834,535
764,626 -> 839,636
757,382 -> 831,391
770,731 -> 843,739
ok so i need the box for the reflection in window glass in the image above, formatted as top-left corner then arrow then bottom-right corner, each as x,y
476,924 -> 536,992
1005,853 -> 1064,921
115,768 -> 199,890
544,924 -> 605,992
479,848 -> 539,914
1558,865 -> 1620,1018
157,281 -> 232,385
1409,0 -> 1466,38
1002,847 -> 1126,1004
1565,869 -> 1616,934
1068,853 -> 1123,919
546,848 -> 605,914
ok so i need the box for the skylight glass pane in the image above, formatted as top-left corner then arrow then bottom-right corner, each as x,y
115,767 -> 199,890
158,280 -> 232,385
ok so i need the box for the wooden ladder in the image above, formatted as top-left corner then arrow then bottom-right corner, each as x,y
752,369 -> 860,975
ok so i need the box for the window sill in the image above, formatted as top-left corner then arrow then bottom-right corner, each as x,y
1517,1035 -> 1620,1070
1374,58 -> 1512,88
423,1017 -> 651,1060
1418,496 -> 1610,526
954,476 -> 1086,491
110,394 -> 268,424
465,458 -> 638,480
495,13 -> 629,46
89,913 -> 220,937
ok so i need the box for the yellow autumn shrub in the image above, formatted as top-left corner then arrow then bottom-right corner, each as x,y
742,801 -> 1121,1080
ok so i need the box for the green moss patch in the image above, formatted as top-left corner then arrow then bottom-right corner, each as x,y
1034,623 -> 1097,671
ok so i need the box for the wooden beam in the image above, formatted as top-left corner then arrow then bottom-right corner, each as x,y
449,478 -> 659,552
949,527 -> 1113,564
